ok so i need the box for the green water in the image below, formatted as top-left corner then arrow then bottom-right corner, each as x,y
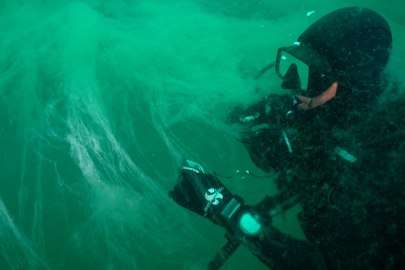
0,0 -> 404,269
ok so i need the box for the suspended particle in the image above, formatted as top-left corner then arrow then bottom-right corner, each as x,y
307,10 -> 315,17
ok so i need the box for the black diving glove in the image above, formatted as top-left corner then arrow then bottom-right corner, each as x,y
169,161 -> 326,270
169,160 -> 244,229
226,94 -> 300,172
227,94 -> 300,129
169,160 -> 265,268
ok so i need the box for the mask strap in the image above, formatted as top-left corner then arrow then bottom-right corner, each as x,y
255,62 -> 276,80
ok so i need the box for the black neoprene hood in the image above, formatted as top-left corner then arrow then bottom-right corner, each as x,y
297,7 -> 392,90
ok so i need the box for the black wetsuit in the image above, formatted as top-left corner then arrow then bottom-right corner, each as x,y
244,83 -> 405,269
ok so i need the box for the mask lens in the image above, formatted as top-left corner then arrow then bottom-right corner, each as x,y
278,51 -> 310,91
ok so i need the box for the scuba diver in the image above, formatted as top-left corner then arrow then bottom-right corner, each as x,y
169,7 -> 405,270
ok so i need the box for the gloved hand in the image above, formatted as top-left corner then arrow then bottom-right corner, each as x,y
227,94 -> 300,130
169,162 -> 326,270
169,160 -> 244,229
226,94 -> 299,172
262,94 -> 300,124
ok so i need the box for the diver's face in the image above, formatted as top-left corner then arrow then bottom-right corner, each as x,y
280,63 -> 302,91
278,52 -> 309,92
276,47 -> 334,97
277,54 -> 338,110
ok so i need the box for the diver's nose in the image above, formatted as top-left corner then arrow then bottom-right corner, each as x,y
281,63 -> 301,90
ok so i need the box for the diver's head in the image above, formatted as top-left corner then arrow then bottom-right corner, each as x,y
275,7 -> 392,109
276,44 -> 334,97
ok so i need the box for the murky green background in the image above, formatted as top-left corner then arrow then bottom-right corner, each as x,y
0,0 -> 404,269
